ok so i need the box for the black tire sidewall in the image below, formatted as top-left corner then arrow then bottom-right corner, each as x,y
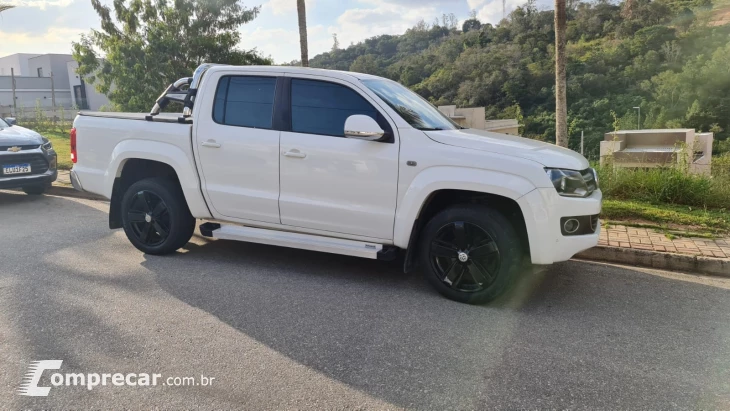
120,178 -> 194,255
418,205 -> 523,304
22,185 -> 47,195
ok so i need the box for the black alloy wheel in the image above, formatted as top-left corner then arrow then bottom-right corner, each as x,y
430,221 -> 501,293
120,177 -> 195,255
419,205 -> 523,304
127,190 -> 171,247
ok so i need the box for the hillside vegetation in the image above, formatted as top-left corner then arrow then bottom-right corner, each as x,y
309,0 -> 730,159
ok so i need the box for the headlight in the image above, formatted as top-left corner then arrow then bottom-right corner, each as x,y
42,141 -> 53,151
546,168 -> 595,198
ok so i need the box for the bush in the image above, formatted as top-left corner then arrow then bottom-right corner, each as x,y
597,164 -> 729,209
713,153 -> 730,179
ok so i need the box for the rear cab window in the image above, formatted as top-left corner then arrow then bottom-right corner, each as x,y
213,76 -> 277,129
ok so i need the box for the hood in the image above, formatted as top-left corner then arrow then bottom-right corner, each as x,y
424,128 -> 589,170
0,124 -> 45,147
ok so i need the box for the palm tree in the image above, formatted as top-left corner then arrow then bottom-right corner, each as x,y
0,4 -> 15,13
297,0 -> 309,67
554,0 -> 568,148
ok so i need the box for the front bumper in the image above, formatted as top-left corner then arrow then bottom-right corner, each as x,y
0,169 -> 57,190
517,188 -> 602,265
0,148 -> 58,190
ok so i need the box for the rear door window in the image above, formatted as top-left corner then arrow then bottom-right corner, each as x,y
213,76 -> 277,129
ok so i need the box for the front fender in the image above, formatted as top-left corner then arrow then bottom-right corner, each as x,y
393,166 -> 536,248
107,140 -> 211,218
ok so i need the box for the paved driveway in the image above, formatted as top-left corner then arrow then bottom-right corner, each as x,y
1,191 -> 729,409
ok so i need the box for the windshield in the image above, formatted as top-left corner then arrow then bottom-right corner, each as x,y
361,79 -> 459,131
0,118 -> 8,128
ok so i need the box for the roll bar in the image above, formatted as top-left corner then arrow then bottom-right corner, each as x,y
147,63 -> 223,122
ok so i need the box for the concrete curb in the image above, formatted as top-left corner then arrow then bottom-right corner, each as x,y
48,184 -> 107,201
576,246 -> 730,278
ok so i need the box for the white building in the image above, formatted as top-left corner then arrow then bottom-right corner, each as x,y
0,53 -> 40,76
438,105 -> 520,135
66,60 -> 111,111
0,53 -> 110,117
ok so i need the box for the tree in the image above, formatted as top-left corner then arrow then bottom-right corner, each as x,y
0,4 -> 14,13
297,0 -> 309,67
462,18 -> 482,32
332,33 -> 340,52
72,0 -> 270,112
554,0 -> 569,147
350,54 -> 379,75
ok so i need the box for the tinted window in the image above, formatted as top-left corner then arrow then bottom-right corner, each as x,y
213,76 -> 277,129
291,79 -> 378,137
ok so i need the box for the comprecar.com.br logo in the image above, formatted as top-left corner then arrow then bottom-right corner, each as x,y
18,360 -> 215,397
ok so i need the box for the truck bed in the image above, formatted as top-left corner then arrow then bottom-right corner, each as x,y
79,111 -> 188,124
72,113 -> 197,200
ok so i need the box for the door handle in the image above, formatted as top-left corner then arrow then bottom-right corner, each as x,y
201,140 -> 221,148
283,150 -> 307,159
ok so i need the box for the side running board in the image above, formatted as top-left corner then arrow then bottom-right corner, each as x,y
199,223 -> 398,261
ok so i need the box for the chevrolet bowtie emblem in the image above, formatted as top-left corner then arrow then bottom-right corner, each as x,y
7,146 -> 21,153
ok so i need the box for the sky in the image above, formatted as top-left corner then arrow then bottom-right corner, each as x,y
0,0 -> 550,64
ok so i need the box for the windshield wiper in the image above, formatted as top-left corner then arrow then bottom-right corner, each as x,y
417,127 -> 444,131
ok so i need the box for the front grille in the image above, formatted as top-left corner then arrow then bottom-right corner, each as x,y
0,145 -> 40,152
581,168 -> 598,195
0,153 -> 49,176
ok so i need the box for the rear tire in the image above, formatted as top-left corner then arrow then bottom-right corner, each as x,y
22,185 -> 48,195
120,178 -> 195,255
418,205 -> 523,304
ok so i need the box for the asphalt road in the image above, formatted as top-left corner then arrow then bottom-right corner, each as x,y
1,190 -> 730,409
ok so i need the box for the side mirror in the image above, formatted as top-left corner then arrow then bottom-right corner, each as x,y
5,117 -> 16,126
344,115 -> 384,141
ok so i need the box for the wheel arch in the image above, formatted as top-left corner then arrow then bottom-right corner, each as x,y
106,140 -> 211,229
394,168 -> 535,272
109,159 -> 185,229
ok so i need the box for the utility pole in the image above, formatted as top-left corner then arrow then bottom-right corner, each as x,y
10,67 -> 17,117
50,71 -> 57,124
633,106 -> 641,130
554,0 -> 569,148
581,130 -> 584,155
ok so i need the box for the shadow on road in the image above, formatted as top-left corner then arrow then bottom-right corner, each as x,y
3,190 -> 729,408
141,236 -> 730,409
0,191 -> 151,408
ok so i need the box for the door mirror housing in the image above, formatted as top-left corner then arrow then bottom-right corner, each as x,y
4,117 -> 16,126
344,115 -> 385,141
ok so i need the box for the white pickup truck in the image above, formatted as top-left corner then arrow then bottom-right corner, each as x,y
70,64 -> 601,304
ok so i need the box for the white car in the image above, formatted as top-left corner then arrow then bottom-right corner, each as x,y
70,64 -> 601,304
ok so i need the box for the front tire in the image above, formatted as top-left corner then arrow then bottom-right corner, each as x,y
22,184 -> 48,195
120,178 -> 195,255
418,205 -> 523,304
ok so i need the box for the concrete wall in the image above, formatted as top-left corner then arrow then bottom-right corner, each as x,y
484,119 -> 520,135
66,61 -> 111,111
0,53 -> 40,76
600,129 -> 713,175
0,76 -> 73,118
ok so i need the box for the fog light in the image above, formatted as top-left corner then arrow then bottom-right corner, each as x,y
563,218 -> 580,234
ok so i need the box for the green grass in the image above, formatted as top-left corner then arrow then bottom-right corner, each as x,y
601,199 -> 730,236
42,130 -> 72,170
596,165 -> 730,210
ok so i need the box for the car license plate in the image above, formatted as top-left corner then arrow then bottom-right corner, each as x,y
3,163 -> 31,175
